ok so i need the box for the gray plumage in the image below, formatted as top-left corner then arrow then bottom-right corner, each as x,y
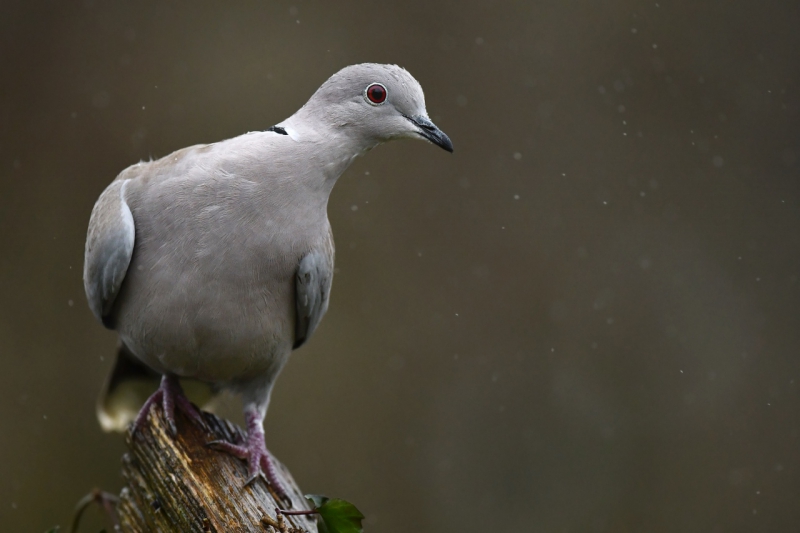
294,250 -> 332,350
84,179 -> 135,324
84,63 -> 452,490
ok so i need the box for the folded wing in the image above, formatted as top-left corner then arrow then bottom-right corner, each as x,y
83,179 -> 135,327
294,249 -> 333,349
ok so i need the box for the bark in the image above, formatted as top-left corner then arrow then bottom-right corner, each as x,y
116,405 -> 318,533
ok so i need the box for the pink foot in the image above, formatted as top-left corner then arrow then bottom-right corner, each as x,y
207,410 -> 289,503
130,374 -> 204,437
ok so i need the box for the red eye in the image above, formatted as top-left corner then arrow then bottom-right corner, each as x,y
365,83 -> 387,105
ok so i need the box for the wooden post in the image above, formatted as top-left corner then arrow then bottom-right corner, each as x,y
116,405 -> 317,533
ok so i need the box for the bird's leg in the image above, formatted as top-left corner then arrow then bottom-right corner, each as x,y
208,404 -> 289,503
130,374 -> 204,436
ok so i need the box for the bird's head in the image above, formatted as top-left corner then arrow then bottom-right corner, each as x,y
299,63 -> 453,153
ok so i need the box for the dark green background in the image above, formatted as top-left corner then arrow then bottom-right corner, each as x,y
2,0 -> 799,531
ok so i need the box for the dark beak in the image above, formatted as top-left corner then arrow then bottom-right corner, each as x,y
405,115 -> 454,153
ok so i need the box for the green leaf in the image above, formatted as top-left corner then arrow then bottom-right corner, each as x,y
305,494 -> 330,509
316,498 -> 365,533
303,494 -> 365,533
44,528 -> 60,533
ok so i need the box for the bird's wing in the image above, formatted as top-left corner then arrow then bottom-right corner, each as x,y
294,249 -> 333,349
83,178 -> 135,327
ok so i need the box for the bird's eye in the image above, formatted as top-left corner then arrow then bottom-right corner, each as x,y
364,83 -> 387,105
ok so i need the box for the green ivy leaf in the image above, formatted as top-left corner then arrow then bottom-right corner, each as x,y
305,494 -> 329,509
303,495 -> 365,533
317,498 -> 365,533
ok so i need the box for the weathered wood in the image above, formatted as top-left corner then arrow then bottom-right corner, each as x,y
117,405 -> 317,533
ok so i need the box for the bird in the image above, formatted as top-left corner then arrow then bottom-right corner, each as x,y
83,63 -> 453,499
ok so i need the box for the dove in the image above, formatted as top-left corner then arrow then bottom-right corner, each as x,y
84,63 -> 453,498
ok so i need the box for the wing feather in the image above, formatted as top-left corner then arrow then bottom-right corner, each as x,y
294,250 -> 333,349
83,179 -> 135,327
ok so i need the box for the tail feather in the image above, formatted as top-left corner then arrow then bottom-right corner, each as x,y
96,342 -> 217,432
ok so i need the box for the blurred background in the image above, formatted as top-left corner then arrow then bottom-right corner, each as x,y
2,0 -> 799,531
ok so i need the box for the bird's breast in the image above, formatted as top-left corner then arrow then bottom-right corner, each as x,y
112,156 -> 332,385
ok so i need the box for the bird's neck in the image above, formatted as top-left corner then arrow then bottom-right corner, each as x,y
278,106 -> 378,190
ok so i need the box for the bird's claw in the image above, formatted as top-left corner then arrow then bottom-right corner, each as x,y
207,435 -> 290,502
130,375 -> 203,437
244,471 -> 265,487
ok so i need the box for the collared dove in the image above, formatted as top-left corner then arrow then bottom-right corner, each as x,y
83,63 -> 453,498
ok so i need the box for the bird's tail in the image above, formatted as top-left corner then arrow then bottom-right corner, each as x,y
96,342 -> 217,432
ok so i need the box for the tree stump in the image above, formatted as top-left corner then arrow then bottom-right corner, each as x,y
116,405 -> 317,532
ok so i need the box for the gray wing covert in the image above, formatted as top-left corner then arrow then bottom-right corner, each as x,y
83,179 -> 135,328
294,249 -> 333,349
